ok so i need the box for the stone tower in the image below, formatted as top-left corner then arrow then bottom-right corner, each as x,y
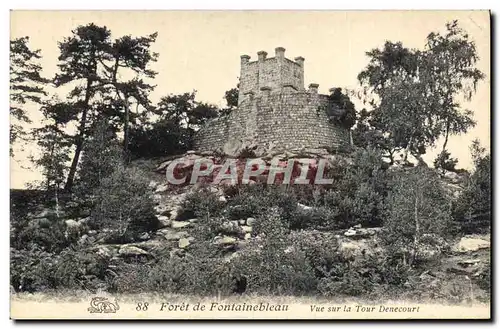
194,47 -> 351,157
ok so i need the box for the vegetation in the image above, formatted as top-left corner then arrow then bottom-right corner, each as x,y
10,20 -> 489,302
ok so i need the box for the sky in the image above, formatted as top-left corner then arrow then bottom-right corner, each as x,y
9,10 -> 490,189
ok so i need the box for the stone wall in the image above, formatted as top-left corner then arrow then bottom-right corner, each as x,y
194,89 -> 350,156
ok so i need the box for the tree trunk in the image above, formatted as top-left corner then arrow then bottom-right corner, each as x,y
411,193 -> 420,267
123,94 -> 130,164
64,78 -> 93,192
442,120 -> 450,154
403,136 -> 413,163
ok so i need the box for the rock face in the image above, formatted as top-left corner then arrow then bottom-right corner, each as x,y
118,245 -> 149,257
454,237 -> 490,253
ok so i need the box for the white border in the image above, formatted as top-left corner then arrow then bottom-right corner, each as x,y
2,1 -> 497,328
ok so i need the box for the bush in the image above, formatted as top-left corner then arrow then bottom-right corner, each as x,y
51,247 -> 112,291
453,141 -> 491,233
90,166 -> 160,243
11,247 -> 56,292
109,260 -> 155,293
434,150 -> 458,173
11,246 -> 113,292
383,166 -> 453,266
232,209 -> 317,295
14,216 -> 69,253
128,119 -> 191,159
179,187 -> 224,220
225,184 -> 298,229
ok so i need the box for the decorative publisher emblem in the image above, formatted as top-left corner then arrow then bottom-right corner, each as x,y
87,296 -> 120,313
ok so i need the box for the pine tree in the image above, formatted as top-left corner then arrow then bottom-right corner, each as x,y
10,37 -> 49,156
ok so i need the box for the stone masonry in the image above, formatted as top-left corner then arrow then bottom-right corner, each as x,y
194,47 -> 351,157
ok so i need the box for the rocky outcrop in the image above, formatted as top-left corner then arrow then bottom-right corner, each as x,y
453,236 -> 490,253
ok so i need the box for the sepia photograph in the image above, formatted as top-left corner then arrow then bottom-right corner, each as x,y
9,10 -> 491,320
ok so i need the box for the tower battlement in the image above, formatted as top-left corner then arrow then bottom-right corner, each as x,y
238,47 -> 305,105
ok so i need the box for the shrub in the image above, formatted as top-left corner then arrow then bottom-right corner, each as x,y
11,247 -> 56,292
128,119 -> 191,159
76,119 -> 122,196
90,166 -> 160,243
14,216 -> 69,253
180,187 -> 224,220
434,150 -> 458,173
181,242 -> 235,295
225,184 -> 298,229
109,260 -> 154,293
51,247 -> 112,291
11,246 -> 113,292
383,166 -> 453,266
453,141 -> 491,233
232,209 -> 317,295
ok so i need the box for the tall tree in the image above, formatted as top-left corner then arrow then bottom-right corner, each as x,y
54,23 -> 112,191
10,37 -> 49,156
156,91 -> 219,130
32,100 -> 74,209
357,21 -> 484,164
53,23 -> 159,190
97,33 -> 158,162
153,91 -> 219,151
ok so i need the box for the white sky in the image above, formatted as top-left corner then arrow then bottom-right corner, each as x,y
9,10 -> 490,189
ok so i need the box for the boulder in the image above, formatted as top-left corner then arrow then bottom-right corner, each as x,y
241,226 -> 252,233
244,233 -> 252,240
158,229 -> 189,241
78,234 -> 89,245
156,215 -> 171,228
118,245 -> 149,257
238,219 -> 246,225
344,229 -> 356,237
214,235 -> 237,245
95,245 -> 114,258
223,139 -> 243,157
171,221 -> 191,229
443,171 -> 462,184
168,208 -> 180,221
297,203 -> 313,211
138,232 -> 150,241
79,217 -> 91,224
339,239 -> 372,258
221,221 -> 239,234
454,237 -> 490,253
155,184 -> 169,193
154,204 -> 170,216
188,218 -> 199,223
178,238 -> 191,249
219,195 -> 227,203
65,219 -> 81,229
246,217 -> 257,226
129,239 -> 166,251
